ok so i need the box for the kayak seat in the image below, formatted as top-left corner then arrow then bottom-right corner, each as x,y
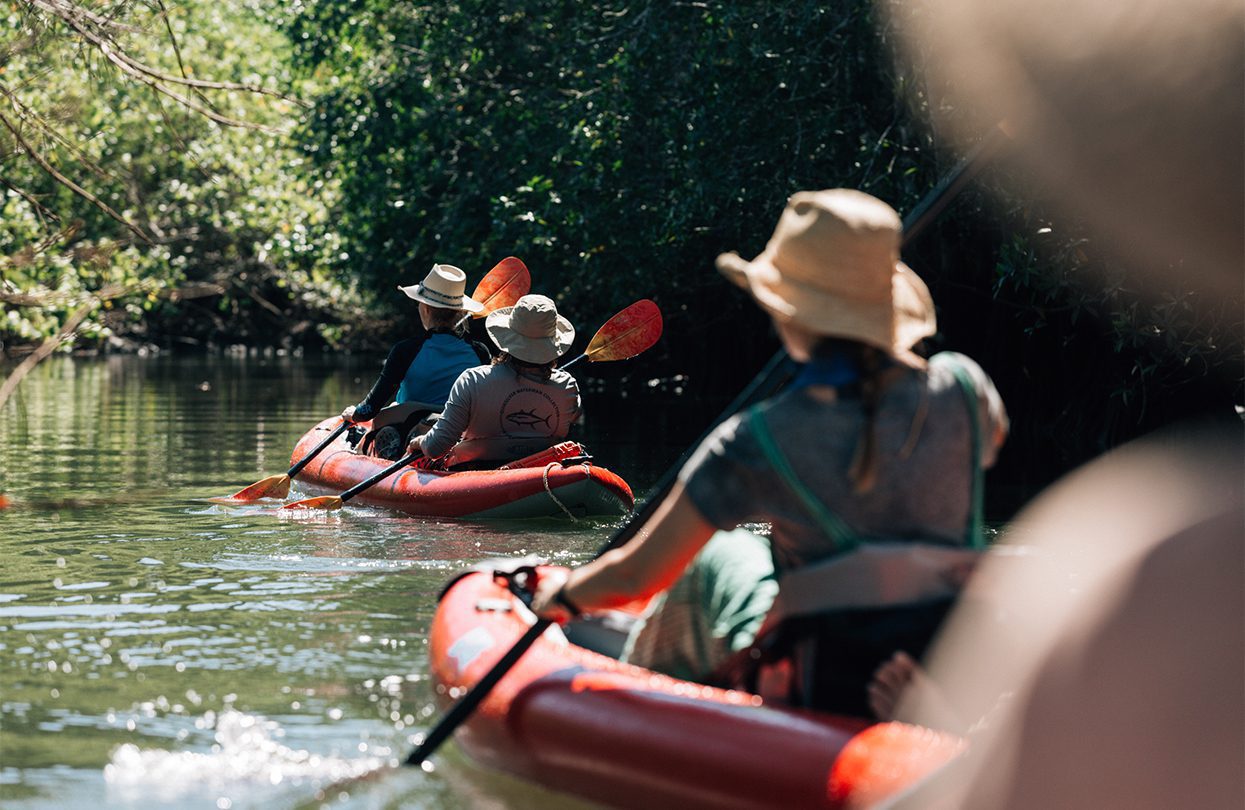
713,596 -> 956,717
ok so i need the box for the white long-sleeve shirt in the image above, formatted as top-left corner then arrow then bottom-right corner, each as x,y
418,363 -> 581,464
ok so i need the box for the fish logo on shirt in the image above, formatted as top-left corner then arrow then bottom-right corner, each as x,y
500,388 -> 561,438
506,409 -> 553,430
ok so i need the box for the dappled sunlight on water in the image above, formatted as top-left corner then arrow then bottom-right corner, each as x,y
0,355 -> 684,808
104,710 -> 388,805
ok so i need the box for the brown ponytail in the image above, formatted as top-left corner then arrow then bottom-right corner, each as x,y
492,352 -> 555,381
848,347 -> 884,493
423,305 -> 468,337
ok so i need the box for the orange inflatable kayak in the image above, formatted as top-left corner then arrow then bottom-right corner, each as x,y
428,568 -> 966,809
289,418 -> 634,518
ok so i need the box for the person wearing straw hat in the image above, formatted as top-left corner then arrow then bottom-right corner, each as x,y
531,189 -> 1008,714
410,293 -> 581,469
341,264 -> 491,459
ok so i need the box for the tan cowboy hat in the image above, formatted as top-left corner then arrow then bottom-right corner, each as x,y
397,264 -> 485,312
716,189 -> 936,368
486,294 -> 576,364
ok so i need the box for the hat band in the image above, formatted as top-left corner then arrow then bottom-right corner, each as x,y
417,285 -> 463,306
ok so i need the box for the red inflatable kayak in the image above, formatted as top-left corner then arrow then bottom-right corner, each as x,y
428,568 -> 966,809
289,419 -> 634,518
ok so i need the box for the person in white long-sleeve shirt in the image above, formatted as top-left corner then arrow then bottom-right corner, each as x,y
411,294 -> 581,469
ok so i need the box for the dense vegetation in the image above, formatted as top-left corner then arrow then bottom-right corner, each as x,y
1,0 -> 363,352
3,1 -> 1239,505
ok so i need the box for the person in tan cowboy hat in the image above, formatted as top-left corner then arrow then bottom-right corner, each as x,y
529,189 -> 1007,715
410,293 -> 582,469
340,263 -> 490,459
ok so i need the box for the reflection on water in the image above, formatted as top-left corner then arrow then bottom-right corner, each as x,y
0,354 -> 693,808
104,710 -> 387,806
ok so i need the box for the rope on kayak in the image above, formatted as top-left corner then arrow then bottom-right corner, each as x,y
542,462 -> 580,522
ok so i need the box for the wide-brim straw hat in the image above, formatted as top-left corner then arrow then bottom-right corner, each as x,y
486,294 -> 575,364
397,264 -> 485,312
716,189 -> 936,368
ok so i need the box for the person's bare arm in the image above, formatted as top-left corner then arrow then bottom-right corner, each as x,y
531,481 -> 718,620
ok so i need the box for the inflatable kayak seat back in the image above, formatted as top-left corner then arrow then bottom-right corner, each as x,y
496,441 -> 589,470
718,596 -> 956,718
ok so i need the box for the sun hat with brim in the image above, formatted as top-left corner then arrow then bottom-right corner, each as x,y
397,264 -> 485,313
715,189 -> 936,368
485,294 -> 576,365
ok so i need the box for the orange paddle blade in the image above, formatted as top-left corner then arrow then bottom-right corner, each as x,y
471,257 -> 530,317
281,495 -> 344,511
210,474 -> 292,504
0,493 -> 10,510
584,299 -> 663,362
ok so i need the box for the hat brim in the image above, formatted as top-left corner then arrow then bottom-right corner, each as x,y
484,307 -> 576,364
716,251 -> 936,369
397,283 -> 485,313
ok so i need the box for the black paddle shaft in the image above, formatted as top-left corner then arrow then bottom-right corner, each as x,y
404,125 -> 1008,768
287,422 -> 349,479
406,618 -> 552,766
339,451 -> 420,503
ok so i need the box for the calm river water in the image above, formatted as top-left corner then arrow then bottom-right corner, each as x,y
0,354 -> 697,809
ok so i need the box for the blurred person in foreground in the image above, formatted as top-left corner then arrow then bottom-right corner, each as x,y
871,0 -> 1244,807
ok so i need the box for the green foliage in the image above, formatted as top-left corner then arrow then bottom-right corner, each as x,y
279,0 -> 942,334
992,211 -> 1241,422
3,0 -> 1235,496
1,0 -> 365,351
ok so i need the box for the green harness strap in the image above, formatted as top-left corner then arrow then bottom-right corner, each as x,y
747,406 -> 865,555
747,360 -> 986,553
945,360 -> 986,549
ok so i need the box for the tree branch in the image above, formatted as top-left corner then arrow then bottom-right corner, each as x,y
0,281 -> 131,410
29,0 -> 307,108
0,106 -> 153,244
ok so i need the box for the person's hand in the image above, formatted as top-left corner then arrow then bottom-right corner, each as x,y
406,435 -> 424,456
529,566 -> 580,624
411,454 -> 443,471
341,406 -> 358,424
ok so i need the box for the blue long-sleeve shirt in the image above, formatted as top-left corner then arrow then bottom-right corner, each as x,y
352,330 -> 490,420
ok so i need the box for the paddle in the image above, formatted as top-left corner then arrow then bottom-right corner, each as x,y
455,256 -> 531,329
403,125 -> 1010,769
280,301 -> 663,512
213,259 -> 528,504
211,421 -> 349,503
560,299 -> 663,370
281,450 -> 422,512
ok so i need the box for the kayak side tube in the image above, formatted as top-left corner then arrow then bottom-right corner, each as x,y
427,569 -> 966,810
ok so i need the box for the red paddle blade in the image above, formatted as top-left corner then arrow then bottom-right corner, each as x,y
584,299 -> 663,362
209,474 -> 292,504
471,257 -> 530,317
